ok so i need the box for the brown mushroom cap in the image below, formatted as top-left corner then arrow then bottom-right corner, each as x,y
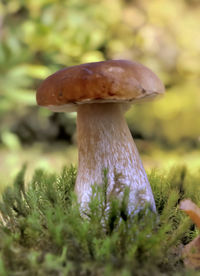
36,60 -> 165,112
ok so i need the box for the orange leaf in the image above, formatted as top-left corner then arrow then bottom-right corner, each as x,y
180,199 -> 200,229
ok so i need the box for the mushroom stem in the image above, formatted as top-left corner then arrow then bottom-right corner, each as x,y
76,103 -> 156,213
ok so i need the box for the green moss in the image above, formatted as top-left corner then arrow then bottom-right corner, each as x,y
0,166 -> 199,275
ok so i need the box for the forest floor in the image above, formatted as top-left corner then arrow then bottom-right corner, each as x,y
0,164 -> 200,275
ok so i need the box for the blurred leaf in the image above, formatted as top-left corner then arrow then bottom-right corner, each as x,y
6,89 -> 35,105
1,131 -> 21,151
25,65 -> 51,79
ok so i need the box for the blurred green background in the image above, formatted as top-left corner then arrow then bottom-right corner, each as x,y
0,0 -> 200,188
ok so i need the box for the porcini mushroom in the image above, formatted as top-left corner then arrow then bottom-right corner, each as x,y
36,60 -> 164,213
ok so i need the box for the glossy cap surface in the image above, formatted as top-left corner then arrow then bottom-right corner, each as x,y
36,60 -> 165,112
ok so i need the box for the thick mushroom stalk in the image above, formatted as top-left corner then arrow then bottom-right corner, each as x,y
36,60 -> 164,213
76,103 -> 156,213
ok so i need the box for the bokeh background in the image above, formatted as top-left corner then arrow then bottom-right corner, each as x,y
0,0 -> 200,189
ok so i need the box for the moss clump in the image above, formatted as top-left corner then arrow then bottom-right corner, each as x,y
0,165 -> 200,275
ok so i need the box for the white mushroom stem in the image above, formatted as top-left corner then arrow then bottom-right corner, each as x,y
75,103 -> 156,213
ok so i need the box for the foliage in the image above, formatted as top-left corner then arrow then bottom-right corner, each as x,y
0,165 -> 200,275
0,0 -> 200,146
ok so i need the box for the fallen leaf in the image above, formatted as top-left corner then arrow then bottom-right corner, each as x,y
180,199 -> 200,269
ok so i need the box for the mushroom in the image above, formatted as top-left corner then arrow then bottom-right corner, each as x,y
36,60 -> 165,213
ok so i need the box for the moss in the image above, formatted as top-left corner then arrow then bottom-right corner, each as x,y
0,165 -> 199,275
